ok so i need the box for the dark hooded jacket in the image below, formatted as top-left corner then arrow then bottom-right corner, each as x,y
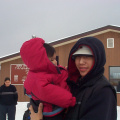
64,37 -> 117,120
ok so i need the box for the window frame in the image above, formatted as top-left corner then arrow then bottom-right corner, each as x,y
109,66 -> 120,92
107,38 -> 114,48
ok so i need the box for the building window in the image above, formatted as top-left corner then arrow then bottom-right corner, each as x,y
109,66 -> 120,92
107,38 -> 114,48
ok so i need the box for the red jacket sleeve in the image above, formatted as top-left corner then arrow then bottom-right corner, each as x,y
32,77 -> 76,108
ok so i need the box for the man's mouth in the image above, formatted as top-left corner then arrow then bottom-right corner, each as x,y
79,67 -> 87,72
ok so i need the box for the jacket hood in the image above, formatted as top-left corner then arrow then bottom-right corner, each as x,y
68,37 -> 106,83
20,38 -> 58,73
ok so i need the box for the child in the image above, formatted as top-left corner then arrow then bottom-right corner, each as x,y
23,103 -> 30,120
20,38 -> 76,118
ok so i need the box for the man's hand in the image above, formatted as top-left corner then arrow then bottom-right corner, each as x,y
29,103 -> 43,120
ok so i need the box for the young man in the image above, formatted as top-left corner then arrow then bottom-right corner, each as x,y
0,77 -> 18,120
65,37 -> 117,120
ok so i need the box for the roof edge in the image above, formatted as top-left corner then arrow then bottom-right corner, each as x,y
0,52 -> 20,64
50,25 -> 120,46
1,25 -> 120,63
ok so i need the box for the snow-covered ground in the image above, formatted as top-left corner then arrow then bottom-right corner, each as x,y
14,102 -> 120,120
117,106 -> 120,120
15,102 -> 29,120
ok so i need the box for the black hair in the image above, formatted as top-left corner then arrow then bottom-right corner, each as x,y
4,77 -> 10,82
43,43 -> 56,58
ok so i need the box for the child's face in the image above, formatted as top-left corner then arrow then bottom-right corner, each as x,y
48,53 -> 57,66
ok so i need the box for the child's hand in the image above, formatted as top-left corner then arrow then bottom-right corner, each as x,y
29,103 -> 43,120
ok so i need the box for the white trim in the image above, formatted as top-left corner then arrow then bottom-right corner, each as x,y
10,64 -> 28,85
1,28 -> 120,63
53,29 -> 119,48
0,51 -> 20,59
107,38 -> 114,48
0,56 -> 21,64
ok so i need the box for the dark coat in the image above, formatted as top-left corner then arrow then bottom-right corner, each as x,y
64,37 -> 117,120
23,109 -> 30,120
0,84 -> 18,105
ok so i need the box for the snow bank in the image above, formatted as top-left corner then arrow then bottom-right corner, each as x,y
117,106 -> 120,120
15,102 -> 29,120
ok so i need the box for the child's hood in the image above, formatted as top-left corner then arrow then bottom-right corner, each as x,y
20,38 -> 58,73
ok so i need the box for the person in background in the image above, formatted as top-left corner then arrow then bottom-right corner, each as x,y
0,77 -> 18,120
29,37 -> 117,120
23,103 -> 31,120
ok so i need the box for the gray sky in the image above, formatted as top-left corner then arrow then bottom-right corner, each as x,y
0,0 -> 120,58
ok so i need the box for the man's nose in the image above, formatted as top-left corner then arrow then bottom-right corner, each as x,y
79,57 -> 85,64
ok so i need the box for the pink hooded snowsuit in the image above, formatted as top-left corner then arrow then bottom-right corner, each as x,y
20,38 -> 76,116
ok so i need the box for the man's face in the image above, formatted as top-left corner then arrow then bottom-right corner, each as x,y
5,80 -> 11,87
75,56 -> 94,77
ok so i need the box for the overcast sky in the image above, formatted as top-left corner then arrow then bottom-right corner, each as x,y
0,0 -> 120,58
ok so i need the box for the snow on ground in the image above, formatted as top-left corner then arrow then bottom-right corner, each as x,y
117,106 -> 120,120
15,102 -> 120,120
15,102 -> 29,120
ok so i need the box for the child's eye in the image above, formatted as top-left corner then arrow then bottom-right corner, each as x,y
51,58 -> 56,61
